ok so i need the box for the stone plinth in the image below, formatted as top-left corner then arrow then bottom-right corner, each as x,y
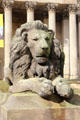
1,91 -> 80,120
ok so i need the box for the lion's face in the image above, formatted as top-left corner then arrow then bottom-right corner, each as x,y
27,29 -> 53,64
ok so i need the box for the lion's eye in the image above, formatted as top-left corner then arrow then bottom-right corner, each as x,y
33,38 -> 38,41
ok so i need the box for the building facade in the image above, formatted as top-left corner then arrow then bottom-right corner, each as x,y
0,0 -> 80,80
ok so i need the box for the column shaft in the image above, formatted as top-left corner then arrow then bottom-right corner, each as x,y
25,2 -> 36,22
2,0 -> 14,79
48,10 -> 56,32
69,11 -> 78,79
63,17 -> 70,78
4,7 -> 12,68
47,4 -> 57,35
78,16 -> 80,77
27,8 -> 34,22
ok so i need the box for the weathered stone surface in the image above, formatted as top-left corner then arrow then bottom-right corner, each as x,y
9,78 -> 54,97
5,20 -> 72,99
1,92 -> 80,120
52,76 -> 73,98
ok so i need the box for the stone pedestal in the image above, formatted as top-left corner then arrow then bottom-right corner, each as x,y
1,92 -> 80,120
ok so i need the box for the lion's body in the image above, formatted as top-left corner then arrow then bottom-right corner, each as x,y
6,21 -> 73,99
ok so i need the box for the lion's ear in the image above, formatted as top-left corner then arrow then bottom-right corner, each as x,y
20,28 -> 28,42
21,32 -> 28,42
48,30 -> 54,39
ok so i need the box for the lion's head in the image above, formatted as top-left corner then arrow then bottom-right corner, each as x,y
27,28 -> 54,65
9,21 -> 64,84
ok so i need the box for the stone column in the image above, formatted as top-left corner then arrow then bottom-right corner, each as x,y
69,5 -> 78,79
78,16 -> 80,77
62,12 -> 70,79
25,2 -> 36,22
78,16 -> 80,57
47,3 -> 57,35
3,0 -> 14,77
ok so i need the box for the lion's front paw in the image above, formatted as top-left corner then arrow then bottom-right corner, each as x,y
55,81 -> 73,99
38,78 -> 54,97
52,76 -> 73,99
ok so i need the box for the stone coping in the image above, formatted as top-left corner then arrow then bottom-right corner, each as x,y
0,88 -> 80,109
15,0 -> 77,4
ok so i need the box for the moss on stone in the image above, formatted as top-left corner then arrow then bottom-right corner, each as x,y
0,80 -> 9,92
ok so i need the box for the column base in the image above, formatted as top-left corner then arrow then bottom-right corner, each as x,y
70,75 -> 78,79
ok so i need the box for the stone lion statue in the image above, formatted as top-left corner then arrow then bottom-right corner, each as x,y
6,21 -> 72,99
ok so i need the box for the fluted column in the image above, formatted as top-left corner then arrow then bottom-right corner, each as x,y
62,12 -> 70,79
25,2 -> 36,22
47,3 -> 57,35
69,5 -> 78,79
3,0 -> 14,77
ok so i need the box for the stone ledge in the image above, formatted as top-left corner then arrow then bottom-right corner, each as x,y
15,0 -> 77,4
1,91 -> 80,120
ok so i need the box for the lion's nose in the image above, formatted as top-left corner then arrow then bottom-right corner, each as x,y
40,39 -> 48,50
42,48 -> 48,51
